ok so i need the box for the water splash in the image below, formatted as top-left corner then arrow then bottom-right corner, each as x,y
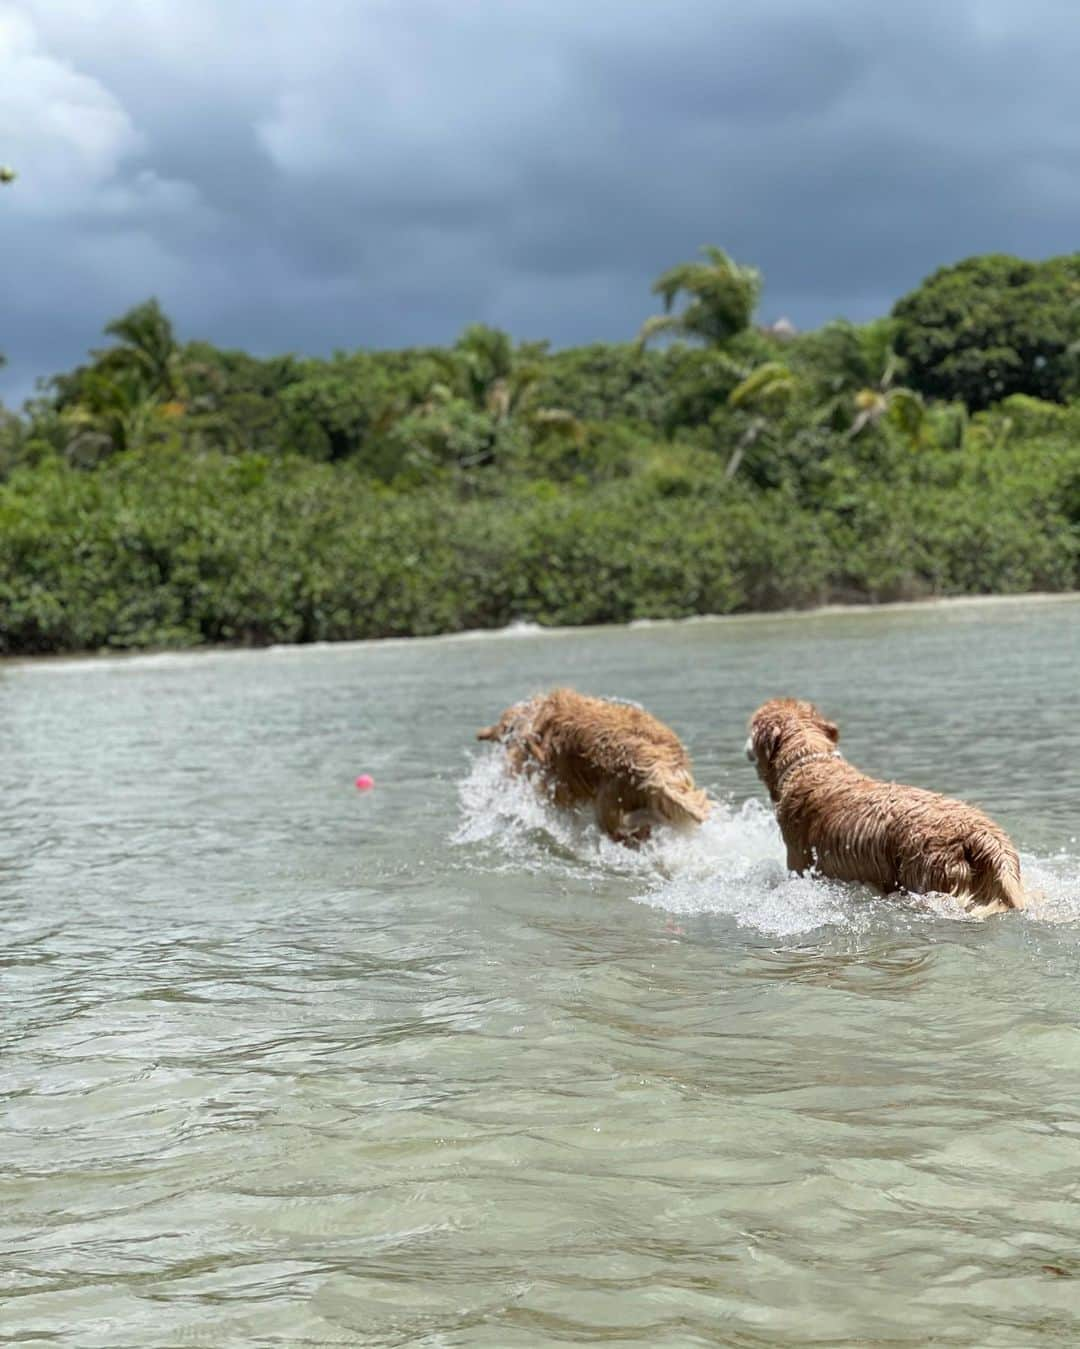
452,747 -> 653,874
454,751 -> 863,935
455,752 -> 1080,936
1018,853 -> 1080,925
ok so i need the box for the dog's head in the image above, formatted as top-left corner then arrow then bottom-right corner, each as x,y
477,706 -> 518,743
745,698 -> 839,799
476,698 -> 543,752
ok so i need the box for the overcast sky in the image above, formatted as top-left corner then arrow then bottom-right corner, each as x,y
3,0 -> 1080,402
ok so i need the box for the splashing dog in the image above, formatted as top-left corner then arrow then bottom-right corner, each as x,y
746,698 -> 1027,915
478,688 -> 710,845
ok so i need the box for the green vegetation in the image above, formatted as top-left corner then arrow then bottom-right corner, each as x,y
2,247 -> 1080,655
893,254 -> 1080,409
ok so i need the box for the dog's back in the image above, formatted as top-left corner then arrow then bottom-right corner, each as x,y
478,688 -> 709,841
749,698 -> 1027,914
779,763 -> 1026,913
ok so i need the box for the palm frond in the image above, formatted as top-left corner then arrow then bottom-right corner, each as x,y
728,361 -> 797,410
637,313 -> 685,347
886,388 -> 925,445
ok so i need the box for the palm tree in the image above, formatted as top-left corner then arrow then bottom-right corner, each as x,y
97,299 -> 188,403
60,367 -> 178,465
432,324 -> 583,455
724,361 -> 799,478
843,346 -> 925,447
802,319 -> 925,447
45,302 -> 203,462
640,246 -> 762,347
447,324 -> 553,423
848,370 -> 925,445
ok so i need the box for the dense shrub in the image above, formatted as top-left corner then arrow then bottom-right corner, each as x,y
2,436 -> 1076,656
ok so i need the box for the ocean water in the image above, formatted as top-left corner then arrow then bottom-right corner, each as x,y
3,595 -> 1080,1346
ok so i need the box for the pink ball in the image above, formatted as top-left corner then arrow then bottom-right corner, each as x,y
354,774 -> 375,791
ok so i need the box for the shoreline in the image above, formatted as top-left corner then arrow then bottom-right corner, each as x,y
5,589 -> 1079,673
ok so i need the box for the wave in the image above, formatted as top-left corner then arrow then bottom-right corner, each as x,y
5,620 -> 577,677
454,751 -> 1080,936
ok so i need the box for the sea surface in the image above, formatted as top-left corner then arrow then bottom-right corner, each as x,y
3,595 -> 1080,1346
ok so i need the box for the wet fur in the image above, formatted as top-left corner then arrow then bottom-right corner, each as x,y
478,688 -> 710,845
747,698 -> 1027,915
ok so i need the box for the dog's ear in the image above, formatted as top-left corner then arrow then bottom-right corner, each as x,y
751,720 -> 781,763
477,724 -> 497,741
821,719 -> 840,744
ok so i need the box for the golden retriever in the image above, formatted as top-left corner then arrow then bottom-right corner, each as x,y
746,698 -> 1027,914
478,687 -> 710,844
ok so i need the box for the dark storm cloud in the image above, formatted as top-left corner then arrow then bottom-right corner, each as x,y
4,0 -> 1080,402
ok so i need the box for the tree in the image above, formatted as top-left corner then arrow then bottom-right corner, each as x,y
400,325 -> 582,472
892,253 -> 1080,410
639,246 -> 762,347
277,355 -> 416,466
42,301 -> 207,462
847,371 -> 924,446
723,361 -> 799,479
97,298 -> 189,403
444,324 -> 551,422
789,320 -> 924,447
178,346 -> 303,456
789,318 -> 897,399
58,367 -> 184,465
533,342 -> 676,427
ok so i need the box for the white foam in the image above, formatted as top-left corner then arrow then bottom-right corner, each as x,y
1017,853 -> 1080,925
453,751 -> 858,935
3,648 -> 234,676
451,620 -> 549,641
452,748 -> 636,872
454,752 -> 1080,937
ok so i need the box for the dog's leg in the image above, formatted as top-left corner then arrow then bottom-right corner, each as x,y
960,894 -> 1011,918
593,782 -> 652,847
621,808 -> 655,845
786,841 -> 813,876
594,780 -> 625,842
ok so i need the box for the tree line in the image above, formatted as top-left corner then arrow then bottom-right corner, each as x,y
2,248 -> 1079,654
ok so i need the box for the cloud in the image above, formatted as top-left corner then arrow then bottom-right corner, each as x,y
3,0 -> 1080,402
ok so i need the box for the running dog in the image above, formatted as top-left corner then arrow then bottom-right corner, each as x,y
746,698 -> 1027,914
478,687 -> 710,845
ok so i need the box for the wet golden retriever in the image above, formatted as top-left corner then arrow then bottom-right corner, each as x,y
478,687 -> 710,844
746,698 -> 1027,914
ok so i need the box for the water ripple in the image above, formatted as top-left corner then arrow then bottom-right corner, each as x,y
4,602 -> 1080,1344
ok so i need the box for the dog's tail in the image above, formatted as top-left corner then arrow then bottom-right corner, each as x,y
476,724 -> 498,741
647,769 -> 712,827
962,831 -> 1028,913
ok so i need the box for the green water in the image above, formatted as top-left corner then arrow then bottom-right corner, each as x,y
3,596 -> 1080,1346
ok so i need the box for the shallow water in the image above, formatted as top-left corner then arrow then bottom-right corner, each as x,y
3,596 -> 1080,1346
